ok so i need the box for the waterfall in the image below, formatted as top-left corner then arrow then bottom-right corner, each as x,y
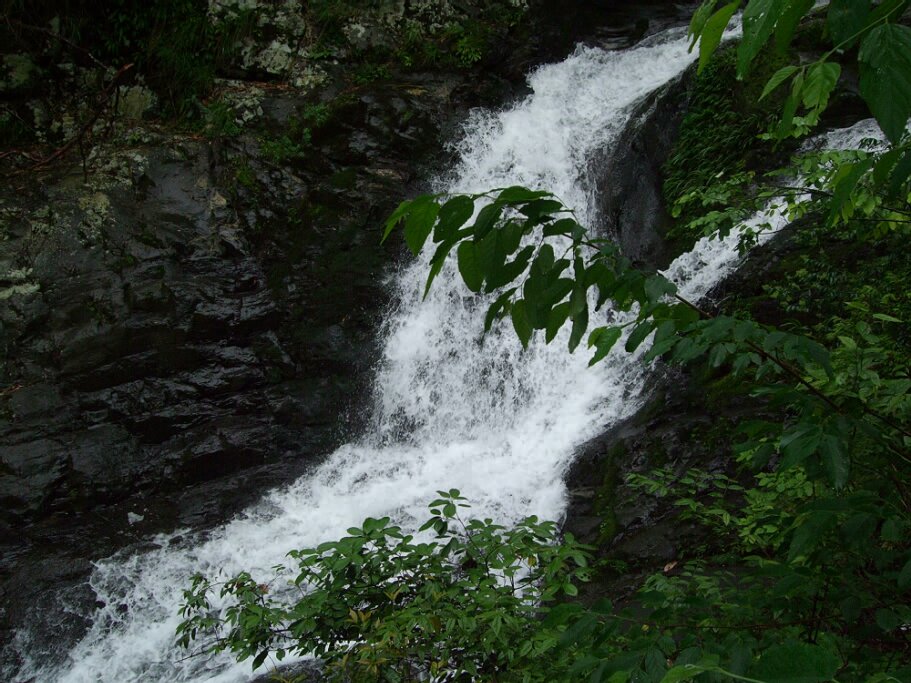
11,18 -> 880,682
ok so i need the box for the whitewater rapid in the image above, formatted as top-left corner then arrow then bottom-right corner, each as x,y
11,17 -> 881,683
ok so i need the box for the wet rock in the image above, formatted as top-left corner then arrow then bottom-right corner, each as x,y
563,368 -> 746,602
589,70 -> 692,269
0,52 -> 467,669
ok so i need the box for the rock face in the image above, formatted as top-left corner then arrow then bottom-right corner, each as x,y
562,368 -> 742,599
588,71 -> 692,269
0,86 -> 437,529
0,73 -> 465,663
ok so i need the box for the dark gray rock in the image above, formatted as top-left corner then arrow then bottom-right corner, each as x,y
588,70 -> 692,269
0,69 -> 464,667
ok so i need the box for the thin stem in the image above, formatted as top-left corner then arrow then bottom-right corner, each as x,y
673,294 -> 911,448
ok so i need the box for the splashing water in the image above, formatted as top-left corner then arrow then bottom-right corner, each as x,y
11,19 -> 881,683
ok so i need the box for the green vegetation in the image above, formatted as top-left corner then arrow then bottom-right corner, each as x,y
352,63 -> 393,86
1,0 -> 254,118
662,44 -> 790,241
303,0 -> 526,72
202,99 -> 241,139
179,490 -> 592,680
260,135 -> 308,164
0,0 -> 526,136
179,2 -> 911,681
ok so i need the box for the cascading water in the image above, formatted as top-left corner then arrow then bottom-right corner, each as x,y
10,18 -> 881,682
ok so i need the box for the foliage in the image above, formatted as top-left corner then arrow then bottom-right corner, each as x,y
305,0 -> 526,73
662,44 -> 789,235
690,0 -> 911,144
0,0 -> 254,118
260,135 -> 308,164
352,63 -> 393,86
202,99 -> 241,139
178,490 -> 592,680
180,1 -> 911,680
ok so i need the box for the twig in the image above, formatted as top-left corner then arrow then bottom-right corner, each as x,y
672,294 -> 911,445
4,17 -> 109,70
8,62 -> 134,177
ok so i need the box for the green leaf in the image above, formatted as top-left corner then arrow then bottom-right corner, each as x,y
424,240 -> 456,298
774,0 -> 813,52
534,244 -> 556,275
546,302 -> 571,343
488,245 -> 535,290
473,202 -> 504,240
873,148 -> 902,186
661,665 -> 711,683
698,1 -> 740,73
497,186 -> 551,204
689,0 -> 722,49
502,221 -> 526,256
840,595 -> 862,621
435,196 -> 474,243
828,0 -> 870,47
476,229 -> 503,279
859,24 -> 911,144
802,62 -> 841,111
819,433 -> 850,489
875,608 -> 901,632
382,198 -> 416,243
780,423 -> 822,467
881,518 -> 904,542
761,65 -> 799,100
626,320 -> 657,353
523,275 -> 547,328
866,0 -> 911,28
645,275 -> 677,304
511,299 -> 533,349
404,199 -> 439,256
828,158 -> 875,222
899,558 -> 911,590
252,649 -> 269,670
789,511 -> 836,561
569,306 -> 589,353
748,642 -> 840,683
457,242 -> 484,292
777,70 -> 804,137
737,0 -> 785,77
520,198 -> 565,222
543,217 -> 580,238
570,281 -> 588,317
888,147 -> 911,198
588,326 -> 622,366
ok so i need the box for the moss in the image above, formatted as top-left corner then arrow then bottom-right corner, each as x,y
329,168 -> 357,190
592,443 -> 624,545
233,160 -> 256,191
0,108 -> 33,147
260,135 -> 307,164
663,43 -> 794,244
